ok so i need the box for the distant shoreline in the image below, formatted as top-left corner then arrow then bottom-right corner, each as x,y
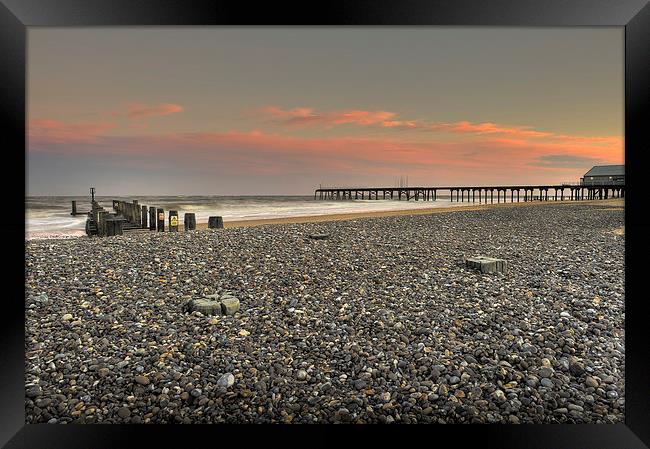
25,197 -> 624,240
191,197 -> 625,230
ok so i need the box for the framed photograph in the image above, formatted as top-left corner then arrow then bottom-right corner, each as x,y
2,0 -> 649,447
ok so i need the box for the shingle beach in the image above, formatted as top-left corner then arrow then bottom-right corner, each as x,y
25,200 -> 625,423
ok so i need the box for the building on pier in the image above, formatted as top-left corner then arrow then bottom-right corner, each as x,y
581,165 -> 624,186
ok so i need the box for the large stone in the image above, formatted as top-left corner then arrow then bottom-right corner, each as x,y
221,297 -> 240,316
465,256 -> 507,274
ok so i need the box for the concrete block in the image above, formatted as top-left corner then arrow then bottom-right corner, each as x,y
466,256 -> 507,274
186,297 -> 222,315
221,297 -> 240,315
185,291 -> 240,316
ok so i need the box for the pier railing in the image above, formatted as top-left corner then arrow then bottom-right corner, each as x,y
314,184 -> 625,203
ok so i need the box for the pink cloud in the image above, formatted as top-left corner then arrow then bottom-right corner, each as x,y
27,118 -> 623,185
258,106 -> 396,127
29,119 -> 116,144
426,121 -> 553,139
127,103 -> 184,120
27,103 -> 623,187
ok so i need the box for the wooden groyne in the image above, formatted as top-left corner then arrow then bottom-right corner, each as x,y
77,188 -> 222,237
314,184 -> 625,203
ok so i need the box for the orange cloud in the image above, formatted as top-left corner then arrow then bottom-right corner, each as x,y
258,106 -> 621,150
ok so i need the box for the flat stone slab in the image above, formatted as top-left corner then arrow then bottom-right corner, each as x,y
308,233 -> 329,240
186,297 -> 222,315
466,256 -> 507,274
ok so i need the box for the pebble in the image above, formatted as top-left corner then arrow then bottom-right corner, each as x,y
26,385 -> 42,398
217,373 -> 235,388
538,367 -> 554,378
540,378 -> 553,388
568,358 -> 585,376
134,375 -> 150,386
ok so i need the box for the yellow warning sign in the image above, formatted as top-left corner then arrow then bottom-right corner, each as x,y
170,216 -> 178,226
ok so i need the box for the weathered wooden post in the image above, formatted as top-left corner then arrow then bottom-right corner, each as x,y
141,205 -> 148,229
157,208 -> 165,232
71,201 -> 77,216
184,213 -> 196,231
133,200 -> 140,225
208,216 -> 224,229
98,211 -> 109,237
105,217 -> 123,236
149,207 -> 156,231
169,210 -> 179,232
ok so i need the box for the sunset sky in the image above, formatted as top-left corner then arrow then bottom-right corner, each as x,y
27,28 -> 624,196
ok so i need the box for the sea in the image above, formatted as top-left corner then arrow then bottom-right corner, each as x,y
26,194 -> 488,240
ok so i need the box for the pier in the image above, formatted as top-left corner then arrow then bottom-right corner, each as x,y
314,184 -> 624,203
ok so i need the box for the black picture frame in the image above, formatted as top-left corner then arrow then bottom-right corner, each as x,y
2,0 -> 649,447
